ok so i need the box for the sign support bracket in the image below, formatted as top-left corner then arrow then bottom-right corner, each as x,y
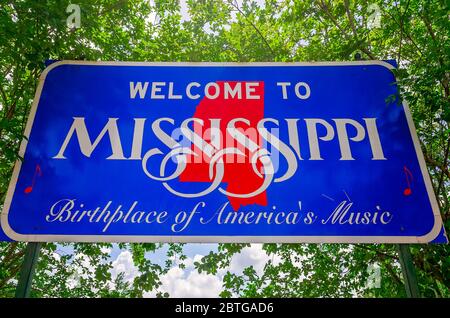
397,244 -> 420,298
15,242 -> 42,298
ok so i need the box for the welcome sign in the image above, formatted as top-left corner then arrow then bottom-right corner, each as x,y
0,61 -> 444,243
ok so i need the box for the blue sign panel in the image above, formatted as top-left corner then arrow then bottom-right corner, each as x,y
1,61 -> 445,243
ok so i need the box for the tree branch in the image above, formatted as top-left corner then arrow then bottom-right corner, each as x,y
382,8 -> 424,58
422,147 -> 450,181
384,262 -> 403,286
353,245 -> 398,261
393,0 -> 411,64
437,137 -> 450,196
343,0 -> 357,37
0,263 -> 22,290
228,0 -> 275,58
317,0 -> 375,59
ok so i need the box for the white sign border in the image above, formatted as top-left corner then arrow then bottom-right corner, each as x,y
0,60 -> 444,243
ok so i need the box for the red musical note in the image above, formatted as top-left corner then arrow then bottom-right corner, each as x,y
24,164 -> 42,194
403,166 -> 413,196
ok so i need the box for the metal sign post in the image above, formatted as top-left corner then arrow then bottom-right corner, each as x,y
15,242 -> 42,298
397,244 -> 420,297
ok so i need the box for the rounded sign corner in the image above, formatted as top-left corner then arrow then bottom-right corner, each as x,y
416,212 -> 444,243
40,60 -> 74,81
1,212 -> 27,242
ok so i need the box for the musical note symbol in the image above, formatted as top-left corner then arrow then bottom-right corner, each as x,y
403,166 -> 413,196
24,164 -> 42,194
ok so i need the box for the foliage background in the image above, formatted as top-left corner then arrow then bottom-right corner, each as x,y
0,0 -> 448,297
